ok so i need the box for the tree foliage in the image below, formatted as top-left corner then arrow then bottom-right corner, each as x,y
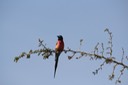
14,29 -> 128,84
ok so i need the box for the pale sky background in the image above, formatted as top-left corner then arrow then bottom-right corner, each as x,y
1,0 -> 128,85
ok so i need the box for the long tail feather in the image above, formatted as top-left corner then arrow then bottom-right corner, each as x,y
54,52 -> 61,78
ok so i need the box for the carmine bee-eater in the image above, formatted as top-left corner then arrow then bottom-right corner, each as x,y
54,35 -> 64,78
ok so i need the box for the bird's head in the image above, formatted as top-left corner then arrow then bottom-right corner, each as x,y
57,35 -> 63,40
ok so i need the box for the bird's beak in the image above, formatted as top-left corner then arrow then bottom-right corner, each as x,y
57,35 -> 60,38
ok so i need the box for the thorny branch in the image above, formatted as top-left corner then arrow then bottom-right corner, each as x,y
14,29 -> 127,84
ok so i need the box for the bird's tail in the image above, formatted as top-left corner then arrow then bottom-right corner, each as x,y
54,52 -> 61,78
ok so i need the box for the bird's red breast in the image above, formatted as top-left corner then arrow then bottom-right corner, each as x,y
55,40 -> 64,52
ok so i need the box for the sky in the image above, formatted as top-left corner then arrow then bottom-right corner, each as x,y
1,0 -> 128,85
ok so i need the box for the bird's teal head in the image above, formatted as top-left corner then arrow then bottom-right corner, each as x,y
57,35 -> 63,40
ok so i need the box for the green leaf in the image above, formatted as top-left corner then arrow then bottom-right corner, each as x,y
14,57 -> 19,63
20,52 -> 26,57
27,54 -> 30,59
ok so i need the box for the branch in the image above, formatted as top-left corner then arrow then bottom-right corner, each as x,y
14,29 -> 128,84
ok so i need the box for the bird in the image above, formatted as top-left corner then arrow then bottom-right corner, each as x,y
54,35 -> 64,78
